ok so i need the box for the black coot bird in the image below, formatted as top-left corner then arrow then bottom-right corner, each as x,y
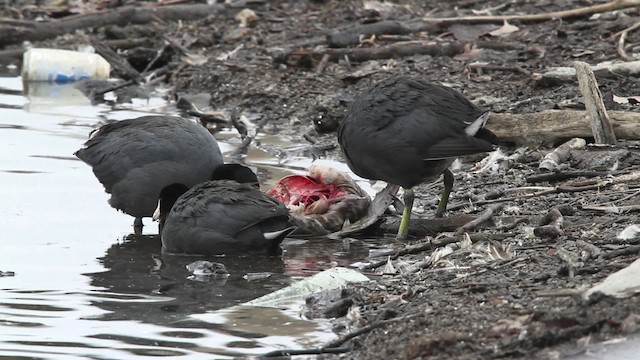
75,115 -> 223,231
338,76 -> 496,239
156,164 -> 295,256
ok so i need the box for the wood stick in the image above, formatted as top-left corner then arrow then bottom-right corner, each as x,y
449,171 -> 640,211
276,41 -> 468,65
454,204 -> 503,235
326,20 -> 423,48
616,21 -> 640,61
486,110 -> 640,147
573,61 -> 617,144
532,60 -> 640,85
538,138 -> 586,172
421,0 -> 640,25
87,37 -> 144,84
0,4 -> 233,48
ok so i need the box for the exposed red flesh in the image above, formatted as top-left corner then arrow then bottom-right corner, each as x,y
266,174 -> 348,214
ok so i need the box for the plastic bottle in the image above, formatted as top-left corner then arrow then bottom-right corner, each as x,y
21,48 -> 110,83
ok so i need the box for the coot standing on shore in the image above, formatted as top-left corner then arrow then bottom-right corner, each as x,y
338,76 -> 496,239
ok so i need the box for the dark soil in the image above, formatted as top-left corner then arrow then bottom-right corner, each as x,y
5,0 -> 640,358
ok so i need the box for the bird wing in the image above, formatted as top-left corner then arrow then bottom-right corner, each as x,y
170,181 -> 290,237
75,117 -> 186,192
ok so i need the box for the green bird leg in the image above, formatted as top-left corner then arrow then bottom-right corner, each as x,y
435,169 -> 454,218
397,187 -> 414,240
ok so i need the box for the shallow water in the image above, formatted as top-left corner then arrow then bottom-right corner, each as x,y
0,77 -> 384,359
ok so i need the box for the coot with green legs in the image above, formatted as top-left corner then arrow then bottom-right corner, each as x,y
337,76 -> 496,239
75,115 -> 223,232
156,164 -> 295,255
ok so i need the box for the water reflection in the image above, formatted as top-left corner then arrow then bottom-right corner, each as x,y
86,234 -> 289,325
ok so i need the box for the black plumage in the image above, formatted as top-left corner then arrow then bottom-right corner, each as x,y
338,75 -> 496,238
158,165 -> 295,255
75,115 -> 223,229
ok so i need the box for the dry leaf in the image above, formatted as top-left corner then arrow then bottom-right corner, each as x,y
381,256 -> 397,275
489,21 -> 519,37
613,94 -> 640,104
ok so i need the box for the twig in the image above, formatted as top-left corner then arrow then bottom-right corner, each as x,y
229,115 -> 271,157
324,313 -> 422,348
315,54 -> 331,74
361,233 -> 513,270
142,43 -> 170,75
449,257 -> 527,282
421,0 -> 640,25
92,79 -> 136,97
87,36 -> 144,83
532,60 -> 640,87
276,41 -> 468,66
259,346 -> 351,358
602,245 -> 640,259
454,204 -> 503,235
0,4 -> 233,48
326,20 -> 425,48
579,190 -> 640,213
573,61 -> 617,144
466,62 -> 531,76
526,170 -> 613,183
450,171 -> 640,211
616,21 -> 640,61
581,204 -> 640,212
538,138 -> 586,172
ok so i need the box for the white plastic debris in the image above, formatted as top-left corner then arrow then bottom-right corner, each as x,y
585,257 -> 640,299
617,225 -> 640,240
22,48 -> 110,83
245,267 -> 369,308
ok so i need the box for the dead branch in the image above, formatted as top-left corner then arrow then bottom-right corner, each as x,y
420,0 -> 640,26
361,233 -> 514,270
539,138 -> 586,172
324,313 -> 422,348
260,346 -> 351,358
487,110 -> 640,147
574,61 -> 617,144
526,170 -> 612,183
448,257 -> 528,282
87,37 -> 144,84
532,60 -> 640,86
581,204 -> 640,212
454,204 -> 503,235
616,21 -> 640,61
0,4 -> 233,48
602,245 -> 640,259
275,41 -> 468,66
326,20 -> 427,48
229,112 -> 270,158
449,171 -> 640,211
